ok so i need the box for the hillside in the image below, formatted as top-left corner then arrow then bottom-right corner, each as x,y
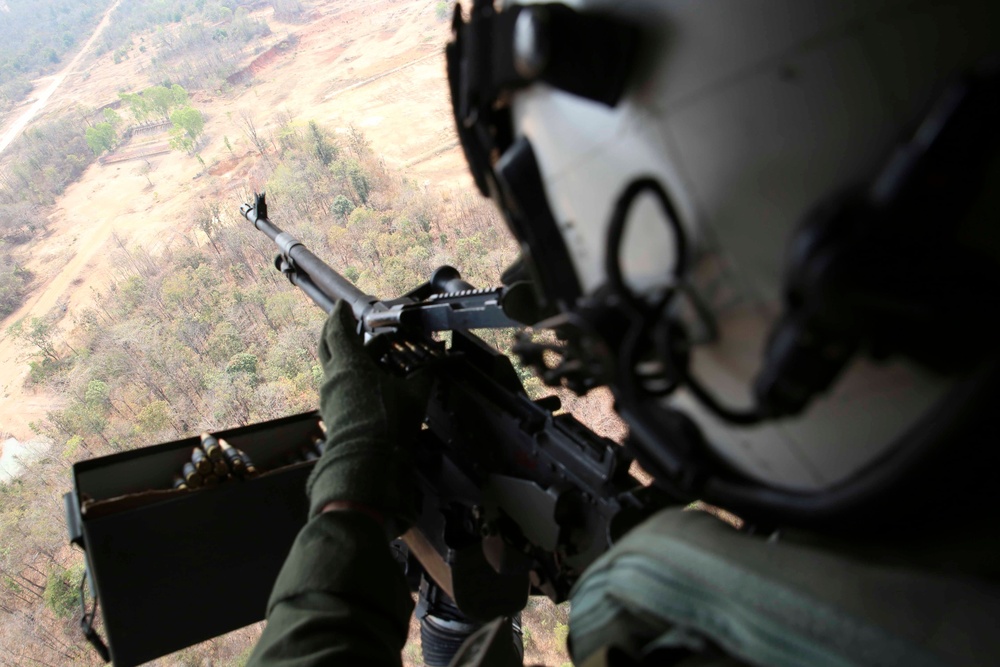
0,0 -> 472,442
0,1 -> 607,665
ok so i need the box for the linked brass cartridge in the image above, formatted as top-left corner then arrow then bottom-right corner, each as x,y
213,458 -> 229,477
200,433 -> 223,461
182,462 -> 203,488
219,439 -> 246,473
239,449 -> 259,478
190,447 -> 212,475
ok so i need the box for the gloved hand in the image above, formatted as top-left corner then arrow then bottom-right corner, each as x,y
306,300 -> 431,538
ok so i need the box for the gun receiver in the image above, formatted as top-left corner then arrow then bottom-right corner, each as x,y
243,194 -> 658,618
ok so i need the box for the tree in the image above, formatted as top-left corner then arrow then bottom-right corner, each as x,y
139,159 -> 154,187
346,124 -> 371,159
239,110 -> 271,164
119,91 -> 149,121
169,106 -> 205,153
308,120 -> 337,166
170,83 -> 188,107
332,195 -> 354,221
7,316 -> 60,362
267,164 -> 311,216
103,107 -> 123,127
0,254 -> 30,317
44,563 -> 84,618
349,163 -> 370,204
196,202 -> 223,252
144,85 -> 176,118
85,121 -> 116,155
84,380 -> 111,409
136,400 -> 172,436
226,353 -> 261,388
332,159 -> 370,205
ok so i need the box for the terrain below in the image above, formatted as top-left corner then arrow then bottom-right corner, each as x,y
0,0 -> 474,444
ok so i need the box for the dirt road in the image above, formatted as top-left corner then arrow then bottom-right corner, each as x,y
0,0 -> 121,156
0,0 -> 124,447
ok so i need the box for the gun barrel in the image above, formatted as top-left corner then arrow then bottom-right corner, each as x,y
241,193 -> 379,320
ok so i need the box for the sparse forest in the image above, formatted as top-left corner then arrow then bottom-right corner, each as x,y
1,118 -> 566,666
37,118 -> 516,452
0,251 -> 30,318
0,113 -> 96,316
1,0 -> 261,316
100,0 -> 275,90
0,1 -> 579,664
0,114 -> 94,209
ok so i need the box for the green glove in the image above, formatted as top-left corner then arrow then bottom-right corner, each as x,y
306,300 -> 430,538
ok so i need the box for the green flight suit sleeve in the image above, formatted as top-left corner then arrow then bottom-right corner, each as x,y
246,509 -> 414,667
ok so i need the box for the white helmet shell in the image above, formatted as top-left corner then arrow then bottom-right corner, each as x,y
507,0 -> 999,491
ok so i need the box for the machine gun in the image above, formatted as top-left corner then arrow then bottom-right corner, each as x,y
62,194 -> 660,667
240,193 -> 658,644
